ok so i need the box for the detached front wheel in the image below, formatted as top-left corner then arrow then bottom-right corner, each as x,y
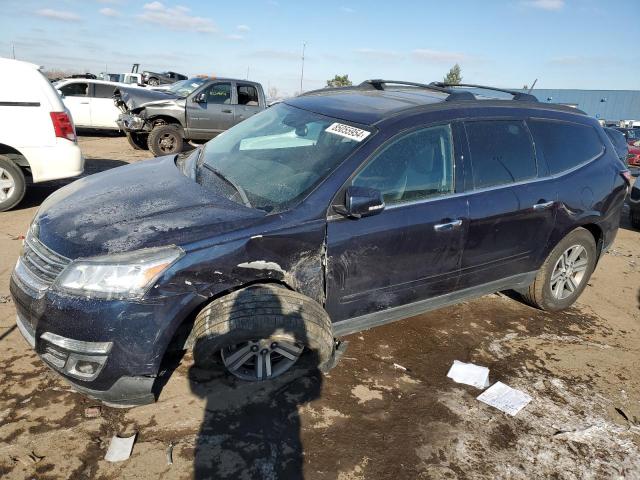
147,124 -> 184,157
190,284 -> 335,381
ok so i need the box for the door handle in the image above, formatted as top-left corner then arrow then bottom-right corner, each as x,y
222,109 -> 232,113
533,201 -> 554,210
434,219 -> 463,232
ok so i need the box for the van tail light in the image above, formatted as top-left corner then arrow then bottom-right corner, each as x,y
50,112 -> 76,142
621,170 -> 632,187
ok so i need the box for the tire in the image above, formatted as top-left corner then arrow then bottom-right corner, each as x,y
0,155 -> 26,212
147,124 -> 184,157
631,209 -> 640,230
522,227 -> 597,311
148,78 -> 160,86
190,284 -> 335,381
125,132 -> 149,150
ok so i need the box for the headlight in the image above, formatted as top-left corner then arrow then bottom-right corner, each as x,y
55,246 -> 183,299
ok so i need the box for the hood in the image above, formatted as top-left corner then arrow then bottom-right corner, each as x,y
35,156 -> 266,259
115,86 -> 181,111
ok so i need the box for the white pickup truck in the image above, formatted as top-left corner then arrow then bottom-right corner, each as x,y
0,58 -> 83,211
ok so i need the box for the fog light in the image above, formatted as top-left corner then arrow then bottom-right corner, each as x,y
75,360 -> 99,375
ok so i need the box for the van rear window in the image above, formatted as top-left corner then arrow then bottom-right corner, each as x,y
528,120 -> 604,175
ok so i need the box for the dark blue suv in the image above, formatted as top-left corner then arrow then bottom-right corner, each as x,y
10,80 -> 630,406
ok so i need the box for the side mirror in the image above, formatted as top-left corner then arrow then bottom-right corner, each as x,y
192,92 -> 207,103
334,186 -> 385,219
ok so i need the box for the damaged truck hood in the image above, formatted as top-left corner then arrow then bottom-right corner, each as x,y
35,156 -> 266,259
115,87 -> 182,111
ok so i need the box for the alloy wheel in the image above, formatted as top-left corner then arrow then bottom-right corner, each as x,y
158,133 -> 177,153
550,245 -> 589,300
0,167 -> 16,202
221,337 -> 304,381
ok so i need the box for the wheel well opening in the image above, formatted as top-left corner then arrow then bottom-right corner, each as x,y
150,116 -> 182,128
582,223 -> 604,258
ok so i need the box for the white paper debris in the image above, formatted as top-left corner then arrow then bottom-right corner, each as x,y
447,360 -> 491,389
105,434 -> 137,462
477,381 -> 532,416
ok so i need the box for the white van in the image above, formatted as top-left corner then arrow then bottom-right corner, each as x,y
0,58 -> 83,211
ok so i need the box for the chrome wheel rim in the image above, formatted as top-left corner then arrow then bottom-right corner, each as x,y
550,245 -> 589,300
0,167 -> 15,202
221,337 -> 304,381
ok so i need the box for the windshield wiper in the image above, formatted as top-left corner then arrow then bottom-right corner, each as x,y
201,162 -> 252,209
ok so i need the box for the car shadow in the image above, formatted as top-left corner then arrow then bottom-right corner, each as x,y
15,158 -> 129,211
188,288 -> 323,479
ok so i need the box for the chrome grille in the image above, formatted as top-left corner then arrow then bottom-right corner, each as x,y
21,233 -> 71,287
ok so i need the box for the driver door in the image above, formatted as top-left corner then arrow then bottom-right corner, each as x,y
186,82 -> 235,139
326,123 -> 468,323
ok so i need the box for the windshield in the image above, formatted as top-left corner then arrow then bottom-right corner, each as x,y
197,103 -> 373,213
167,78 -> 206,97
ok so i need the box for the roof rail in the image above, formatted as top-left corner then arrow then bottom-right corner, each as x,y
359,79 -> 452,94
431,82 -> 539,102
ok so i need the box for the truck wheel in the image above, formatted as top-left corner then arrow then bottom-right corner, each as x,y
0,155 -> 26,212
521,227 -> 597,312
190,284 -> 334,381
125,132 -> 149,150
631,210 -> 640,230
148,78 -> 160,86
147,124 -> 184,157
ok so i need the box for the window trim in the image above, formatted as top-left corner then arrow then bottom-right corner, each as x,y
463,118 -> 539,191
527,117 -> 606,177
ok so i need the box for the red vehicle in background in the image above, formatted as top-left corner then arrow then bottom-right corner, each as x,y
615,127 -> 640,147
628,143 -> 640,167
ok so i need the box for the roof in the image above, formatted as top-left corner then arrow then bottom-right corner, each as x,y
0,57 -> 40,71
55,79 -> 129,87
515,89 -> 640,122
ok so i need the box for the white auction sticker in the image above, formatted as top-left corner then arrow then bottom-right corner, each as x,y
325,123 -> 371,142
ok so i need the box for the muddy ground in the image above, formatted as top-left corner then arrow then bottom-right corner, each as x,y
0,134 -> 639,480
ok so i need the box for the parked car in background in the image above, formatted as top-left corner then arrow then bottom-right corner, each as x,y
98,72 -> 143,86
627,143 -> 640,168
142,70 -> 187,86
55,79 -> 137,131
604,127 -> 629,166
0,58 -> 83,211
615,127 -> 640,146
115,77 -> 266,156
10,79 -> 629,405
630,183 -> 640,229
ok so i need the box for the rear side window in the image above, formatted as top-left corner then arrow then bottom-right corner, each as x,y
237,85 -> 259,106
93,84 -> 116,98
528,120 -> 604,174
465,120 -> 537,189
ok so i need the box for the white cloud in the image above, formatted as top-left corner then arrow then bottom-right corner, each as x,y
523,0 -> 565,10
355,48 -> 403,61
236,24 -> 251,32
35,9 -> 81,22
99,7 -> 120,17
138,2 -> 217,33
412,49 -> 467,64
341,6 -> 355,13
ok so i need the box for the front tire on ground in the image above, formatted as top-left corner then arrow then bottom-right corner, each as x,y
190,284 -> 335,381
0,155 -> 26,212
522,227 -> 597,311
125,132 -> 149,150
147,124 -> 184,157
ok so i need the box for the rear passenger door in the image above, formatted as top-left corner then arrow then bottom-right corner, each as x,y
90,84 -> 120,129
457,119 -> 557,290
234,83 -> 262,123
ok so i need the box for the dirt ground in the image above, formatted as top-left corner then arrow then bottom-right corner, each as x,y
0,134 -> 639,480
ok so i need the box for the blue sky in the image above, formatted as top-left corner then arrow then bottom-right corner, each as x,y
0,0 -> 638,96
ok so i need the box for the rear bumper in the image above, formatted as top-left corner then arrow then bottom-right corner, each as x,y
20,138 -> 84,183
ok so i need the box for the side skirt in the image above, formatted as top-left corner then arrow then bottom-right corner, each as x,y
332,271 -> 537,337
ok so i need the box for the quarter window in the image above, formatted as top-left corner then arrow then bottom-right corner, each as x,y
205,83 -> 231,104
60,82 -> 88,97
93,84 -> 116,99
528,120 -> 604,174
466,120 -> 536,189
352,124 -> 454,205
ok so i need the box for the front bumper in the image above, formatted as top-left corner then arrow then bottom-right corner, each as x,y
117,113 -> 145,132
9,270 -> 192,406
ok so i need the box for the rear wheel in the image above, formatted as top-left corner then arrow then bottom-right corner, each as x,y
125,132 -> 149,150
522,227 -> 597,311
0,155 -> 26,212
190,284 -> 334,381
147,124 -> 184,157
148,77 -> 160,86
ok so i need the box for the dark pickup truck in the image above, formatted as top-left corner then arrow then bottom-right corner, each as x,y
115,77 -> 266,156
142,70 -> 187,86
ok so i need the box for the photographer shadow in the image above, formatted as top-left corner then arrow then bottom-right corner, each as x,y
188,287 -> 324,479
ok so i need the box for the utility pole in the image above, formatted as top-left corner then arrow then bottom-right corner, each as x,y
11,43 -> 15,59
300,41 -> 306,93
246,66 -> 250,80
